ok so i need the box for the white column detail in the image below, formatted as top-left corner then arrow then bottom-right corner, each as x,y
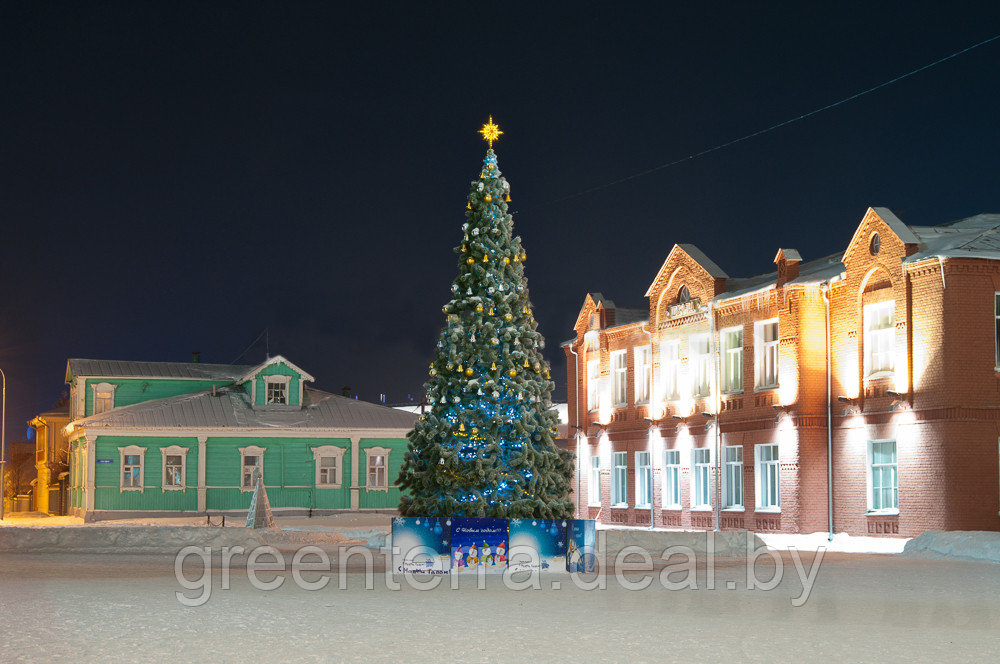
197,436 -> 208,512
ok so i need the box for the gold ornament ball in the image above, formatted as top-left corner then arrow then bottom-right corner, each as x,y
504,313 -> 513,321
429,368 -> 436,376
476,304 -> 484,313
466,257 -> 474,265
484,194 -> 492,203
464,368 -> 474,377
508,369 -> 517,378
503,257 -> 510,265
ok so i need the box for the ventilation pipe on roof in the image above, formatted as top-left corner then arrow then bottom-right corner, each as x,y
192,351 -> 201,364
341,386 -> 352,398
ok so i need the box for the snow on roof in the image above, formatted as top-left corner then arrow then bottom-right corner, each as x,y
236,355 -> 316,384
676,243 -> 729,279
905,213 -> 1000,263
714,252 -> 845,301
67,359 -> 252,382
74,386 -> 418,431
872,207 -> 920,245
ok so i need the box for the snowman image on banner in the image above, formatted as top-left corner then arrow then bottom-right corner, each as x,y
454,545 -> 465,569
466,542 -> 479,568
482,541 -> 493,566
495,541 -> 506,564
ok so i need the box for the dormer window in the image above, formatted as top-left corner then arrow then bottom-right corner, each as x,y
92,382 -> 118,415
264,375 -> 291,405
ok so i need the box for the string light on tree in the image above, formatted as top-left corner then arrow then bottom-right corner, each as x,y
396,118 -> 574,518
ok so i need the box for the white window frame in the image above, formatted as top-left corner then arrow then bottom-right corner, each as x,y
611,451 -> 628,507
662,449 -> 681,508
611,350 -> 627,406
92,382 -> 118,415
754,319 -> 779,390
867,439 -> 899,514
864,301 -> 895,377
586,359 -> 600,412
635,451 -> 652,508
119,445 -> 146,492
722,445 -> 743,510
311,445 -> 346,488
239,445 -> 266,492
755,443 -> 780,512
365,446 -> 392,491
160,445 -> 189,492
721,326 -> 744,394
588,455 -> 601,506
690,333 -> 712,397
662,339 -> 681,401
634,345 -> 652,405
691,447 -> 712,510
264,374 -> 292,405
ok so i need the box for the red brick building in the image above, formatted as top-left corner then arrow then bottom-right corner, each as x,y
562,207 -> 1000,537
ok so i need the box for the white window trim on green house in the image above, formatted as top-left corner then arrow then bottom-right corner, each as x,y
311,444 -> 346,488
365,446 -> 391,491
239,445 -> 266,492
264,374 -> 292,405
92,382 -> 118,415
160,445 -> 188,492
118,445 -> 146,492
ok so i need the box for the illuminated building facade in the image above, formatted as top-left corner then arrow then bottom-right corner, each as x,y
563,207 -> 1000,537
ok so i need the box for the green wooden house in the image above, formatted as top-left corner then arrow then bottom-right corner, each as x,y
63,356 -> 416,521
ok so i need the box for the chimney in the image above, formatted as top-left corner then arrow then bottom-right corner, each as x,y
774,249 -> 802,287
192,350 -> 201,364
341,386 -> 351,398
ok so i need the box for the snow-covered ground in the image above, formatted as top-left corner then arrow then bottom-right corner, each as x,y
1,550 -> 998,662
0,511 -> 394,529
759,530 -> 910,554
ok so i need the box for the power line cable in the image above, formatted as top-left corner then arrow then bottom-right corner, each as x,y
549,32 -> 1000,205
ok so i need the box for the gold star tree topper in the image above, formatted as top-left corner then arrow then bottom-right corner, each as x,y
479,116 -> 503,147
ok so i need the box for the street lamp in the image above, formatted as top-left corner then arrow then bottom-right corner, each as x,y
0,365 -> 6,521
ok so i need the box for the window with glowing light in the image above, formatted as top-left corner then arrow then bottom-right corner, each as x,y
586,360 -> 600,412
690,334 -> 712,397
691,448 -> 712,509
754,319 -> 779,389
635,451 -> 652,507
589,455 -> 601,506
92,382 -> 116,415
722,445 -> 743,509
867,440 -> 898,513
721,327 -> 743,393
611,451 -> 627,506
864,301 -> 895,376
662,449 -> 681,508
662,339 -> 681,401
634,345 -> 651,404
755,444 -> 780,511
612,350 -> 627,406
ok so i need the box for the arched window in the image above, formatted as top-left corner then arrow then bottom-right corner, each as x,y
677,285 -> 691,304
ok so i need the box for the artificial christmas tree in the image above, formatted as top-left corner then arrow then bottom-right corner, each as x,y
398,119 -> 574,518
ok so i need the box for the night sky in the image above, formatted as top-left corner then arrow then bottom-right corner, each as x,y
2,3 -> 999,444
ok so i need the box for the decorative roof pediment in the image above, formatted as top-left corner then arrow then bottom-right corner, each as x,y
645,244 -> 728,298
236,355 -> 315,385
843,207 -> 920,267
